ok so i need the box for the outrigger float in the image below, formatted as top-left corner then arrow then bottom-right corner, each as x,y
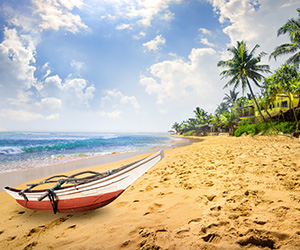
4,150 -> 164,214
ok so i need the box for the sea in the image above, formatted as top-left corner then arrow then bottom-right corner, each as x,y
0,132 -> 177,174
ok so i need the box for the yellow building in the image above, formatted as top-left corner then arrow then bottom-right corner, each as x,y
237,94 -> 300,122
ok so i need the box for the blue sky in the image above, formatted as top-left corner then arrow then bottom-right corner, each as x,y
0,0 -> 298,133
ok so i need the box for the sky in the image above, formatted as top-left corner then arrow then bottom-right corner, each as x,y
0,0 -> 298,133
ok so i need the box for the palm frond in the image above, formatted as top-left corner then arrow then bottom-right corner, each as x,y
286,51 -> 300,65
270,43 -> 299,60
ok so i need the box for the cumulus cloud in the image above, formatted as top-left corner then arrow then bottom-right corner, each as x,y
93,0 -> 182,28
208,0 -> 298,62
140,47 -> 224,111
39,75 -> 95,107
126,0 -> 181,27
35,97 -> 62,110
200,38 -> 215,47
116,23 -> 132,30
99,89 -> 140,119
32,0 -> 88,33
199,28 -> 212,36
143,34 -> 166,52
101,89 -> 140,110
0,28 -> 36,91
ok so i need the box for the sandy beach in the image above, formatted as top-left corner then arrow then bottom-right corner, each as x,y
0,135 -> 299,249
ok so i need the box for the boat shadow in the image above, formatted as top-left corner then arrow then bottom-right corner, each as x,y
19,205 -> 114,229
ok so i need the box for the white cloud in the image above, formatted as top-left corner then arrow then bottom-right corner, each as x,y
38,75 -> 95,107
126,0 -> 182,27
143,34 -> 166,52
133,31 -> 146,40
208,0 -> 299,65
35,97 -> 62,110
0,28 -> 36,91
199,28 -> 212,36
45,113 -> 61,120
200,38 -> 215,47
42,62 -> 52,78
7,90 -> 32,108
32,0 -> 88,33
101,89 -> 140,110
70,59 -> 85,72
99,89 -> 140,120
140,47 -> 224,112
91,0 -> 182,28
58,0 -> 84,10
62,78 -> 95,107
98,110 -> 122,119
116,23 -> 132,30
0,108 -> 60,121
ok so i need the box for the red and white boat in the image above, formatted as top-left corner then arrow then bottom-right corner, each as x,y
4,150 -> 164,213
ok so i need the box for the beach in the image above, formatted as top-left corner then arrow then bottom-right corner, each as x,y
0,135 -> 299,249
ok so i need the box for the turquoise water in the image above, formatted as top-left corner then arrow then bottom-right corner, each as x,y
0,132 -> 174,173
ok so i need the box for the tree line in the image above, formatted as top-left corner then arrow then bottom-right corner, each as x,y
172,9 -> 300,136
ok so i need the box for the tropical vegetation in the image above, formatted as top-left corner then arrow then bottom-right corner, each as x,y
171,9 -> 300,137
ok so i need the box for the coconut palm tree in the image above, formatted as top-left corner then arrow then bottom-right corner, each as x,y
172,122 -> 181,134
215,102 -> 229,115
223,90 -> 239,108
217,41 -> 271,121
193,107 -> 208,124
270,9 -> 300,65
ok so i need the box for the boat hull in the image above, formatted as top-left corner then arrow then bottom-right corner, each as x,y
15,190 -> 124,213
4,150 -> 164,213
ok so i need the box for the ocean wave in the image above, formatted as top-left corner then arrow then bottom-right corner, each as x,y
0,147 -> 23,155
101,134 -> 119,139
0,132 -> 172,173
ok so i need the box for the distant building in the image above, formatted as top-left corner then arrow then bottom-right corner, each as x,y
237,94 -> 300,122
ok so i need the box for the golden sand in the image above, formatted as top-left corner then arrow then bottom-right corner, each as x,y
0,135 -> 299,249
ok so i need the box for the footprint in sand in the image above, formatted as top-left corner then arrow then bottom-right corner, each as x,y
25,215 -> 72,238
6,236 -> 16,241
176,227 -> 190,238
8,210 -> 26,221
23,241 -> 38,250
202,233 -> 221,243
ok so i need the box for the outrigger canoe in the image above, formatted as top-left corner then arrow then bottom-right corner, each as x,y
4,150 -> 164,213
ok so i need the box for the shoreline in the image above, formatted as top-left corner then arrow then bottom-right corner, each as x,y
0,137 -> 193,190
1,135 -> 299,249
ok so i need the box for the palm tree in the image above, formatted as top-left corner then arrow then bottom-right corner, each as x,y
270,9 -> 300,65
217,41 -> 271,121
172,122 -> 181,134
193,107 -> 208,124
223,90 -> 239,107
215,102 -> 229,115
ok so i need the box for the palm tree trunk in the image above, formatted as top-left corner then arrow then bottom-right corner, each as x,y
288,95 -> 299,130
245,78 -> 265,122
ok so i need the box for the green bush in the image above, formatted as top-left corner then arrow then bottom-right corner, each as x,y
275,122 -> 296,134
183,130 -> 195,136
235,121 -> 296,137
256,122 -> 272,133
234,123 -> 257,137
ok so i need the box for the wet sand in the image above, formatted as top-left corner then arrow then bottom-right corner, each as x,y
0,135 -> 299,249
